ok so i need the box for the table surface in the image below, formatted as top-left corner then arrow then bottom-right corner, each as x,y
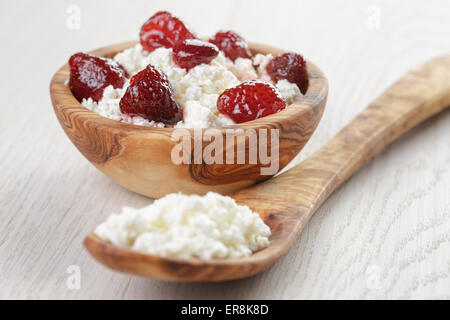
1,0 -> 449,299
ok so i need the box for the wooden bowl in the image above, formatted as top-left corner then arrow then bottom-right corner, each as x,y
50,41 -> 328,198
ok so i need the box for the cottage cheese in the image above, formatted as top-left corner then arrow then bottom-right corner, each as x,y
253,53 -> 273,81
275,79 -> 302,105
94,192 -> 271,260
227,57 -> 258,81
82,44 -> 302,128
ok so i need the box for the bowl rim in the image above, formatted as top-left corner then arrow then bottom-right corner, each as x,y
50,40 -> 328,134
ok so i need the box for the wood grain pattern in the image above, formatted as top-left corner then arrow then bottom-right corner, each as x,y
2,0 -> 450,298
84,54 -> 450,281
50,42 -> 327,198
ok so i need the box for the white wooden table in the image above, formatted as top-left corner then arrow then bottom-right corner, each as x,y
1,0 -> 449,299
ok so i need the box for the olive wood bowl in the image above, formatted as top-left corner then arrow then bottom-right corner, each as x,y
50,41 -> 328,198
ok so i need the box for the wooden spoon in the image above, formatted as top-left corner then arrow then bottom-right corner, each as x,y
85,54 -> 450,282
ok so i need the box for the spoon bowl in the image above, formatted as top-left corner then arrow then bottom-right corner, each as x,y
50,41 -> 328,198
84,54 -> 450,281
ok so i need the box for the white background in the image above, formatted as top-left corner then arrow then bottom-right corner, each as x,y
0,0 -> 449,299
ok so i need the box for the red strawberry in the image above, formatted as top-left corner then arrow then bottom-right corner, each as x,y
69,52 -> 128,102
140,11 -> 196,53
173,39 -> 219,70
217,81 -> 286,123
266,52 -> 309,94
209,30 -> 252,62
119,65 -> 182,125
